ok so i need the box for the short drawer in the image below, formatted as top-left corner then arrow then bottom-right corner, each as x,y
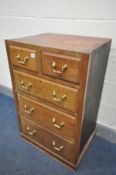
42,51 -> 82,83
20,116 -> 76,164
17,94 -> 76,139
14,70 -> 79,113
9,45 -> 38,71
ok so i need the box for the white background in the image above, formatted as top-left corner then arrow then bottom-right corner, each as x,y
0,0 -> 116,130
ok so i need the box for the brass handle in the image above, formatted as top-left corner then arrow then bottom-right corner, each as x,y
52,90 -> 67,102
24,104 -> 34,114
51,62 -> 67,74
52,117 -> 64,129
26,126 -> 36,136
16,54 -> 29,65
52,141 -> 64,152
20,80 -> 32,90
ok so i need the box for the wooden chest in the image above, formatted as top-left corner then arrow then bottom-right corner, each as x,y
5,33 -> 111,169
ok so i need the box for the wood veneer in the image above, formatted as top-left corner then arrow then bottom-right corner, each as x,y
5,33 -> 111,169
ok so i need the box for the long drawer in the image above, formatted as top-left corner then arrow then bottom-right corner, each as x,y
17,94 -> 76,139
20,116 -> 76,164
14,70 -> 79,113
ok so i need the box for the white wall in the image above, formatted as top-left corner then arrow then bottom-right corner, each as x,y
0,0 -> 116,130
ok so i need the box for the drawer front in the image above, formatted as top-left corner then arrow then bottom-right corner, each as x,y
14,70 -> 78,112
17,94 -> 76,139
20,116 -> 76,163
9,45 -> 37,71
42,51 -> 82,83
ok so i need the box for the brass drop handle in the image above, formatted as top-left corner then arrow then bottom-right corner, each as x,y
51,62 -> 68,74
52,141 -> 64,152
16,54 -> 29,65
52,90 -> 67,102
26,126 -> 36,136
20,80 -> 32,90
24,104 -> 34,114
52,117 -> 64,129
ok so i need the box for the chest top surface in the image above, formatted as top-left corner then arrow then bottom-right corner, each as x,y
8,33 -> 111,54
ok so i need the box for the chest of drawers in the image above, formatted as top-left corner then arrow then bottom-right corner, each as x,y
5,33 -> 111,169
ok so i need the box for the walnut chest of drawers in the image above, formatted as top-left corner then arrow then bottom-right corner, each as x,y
5,33 -> 111,169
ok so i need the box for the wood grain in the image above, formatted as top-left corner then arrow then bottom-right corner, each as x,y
20,116 -> 77,164
14,70 -> 79,113
17,94 -> 77,139
5,33 -> 111,169
7,33 -> 111,54
9,45 -> 38,71
42,51 -> 82,83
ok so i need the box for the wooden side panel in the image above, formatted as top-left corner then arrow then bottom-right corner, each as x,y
80,41 -> 111,152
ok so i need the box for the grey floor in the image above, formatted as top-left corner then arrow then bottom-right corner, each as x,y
0,92 -> 116,175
